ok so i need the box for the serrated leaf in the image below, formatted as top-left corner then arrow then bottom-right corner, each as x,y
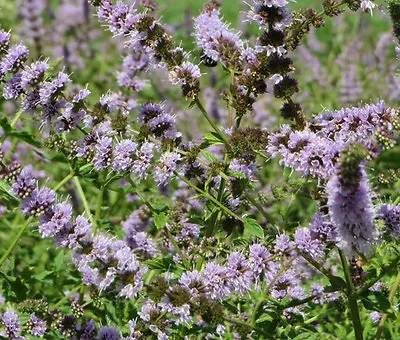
360,291 -> 392,313
243,217 -> 264,239
32,270 -> 54,281
200,132 -> 224,148
328,276 -> 347,290
256,313 -> 273,324
8,130 -> 41,147
154,212 -> 167,229
150,196 -> 169,212
0,180 -> 19,205
0,271 -> 27,300
232,238 -> 250,246
0,180 -> 12,194
104,173 -> 126,187
0,116 -> 41,147
146,256 -> 174,270
103,300 -> 118,323
226,169 -> 247,179
200,150 -> 217,163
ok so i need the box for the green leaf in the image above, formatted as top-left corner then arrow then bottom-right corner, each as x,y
104,173 -> 126,187
154,212 -> 167,229
0,180 -> 12,195
328,276 -> 347,290
146,256 -> 174,270
256,313 -> 274,324
187,100 -> 196,109
0,271 -> 16,282
32,270 -> 54,281
150,196 -> 170,212
200,150 -> 218,163
0,117 -> 12,133
243,217 -> 264,239
0,271 -> 27,300
226,169 -> 247,179
8,130 -> 41,148
103,300 -> 118,323
0,117 -> 41,148
54,250 -> 65,272
360,291 -> 392,313
200,132 -> 224,148
0,180 -> 19,205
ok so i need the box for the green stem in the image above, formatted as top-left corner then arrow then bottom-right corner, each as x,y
194,98 -> 227,143
339,249 -> 363,340
285,1 -> 347,46
374,271 -> 400,339
93,186 -> 104,232
303,315 -> 320,325
244,192 -> 270,224
10,109 -> 23,128
228,70 -> 235,129
73,176 -> 95,225
223,316 -> 270,337
356,254 -> 400,296
165,227 -> 191,270
54,285 -> 83,307
0,217 -> 33,267
224,317 -> 271,338
130,180 -> 191,269
175,172 -> 244,223
81,299 -> 93,308
0,169 -> 79,267
52,172 -> 74,192
251,291 -> 266,326
301,251 -> 339,283
205,174 -> 226,237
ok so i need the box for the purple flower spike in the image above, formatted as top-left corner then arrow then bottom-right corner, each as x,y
1,311 -> 22,339
97,326 -> 121,340
39,202 -> 72,238
0,30 -> 11,53
294,227 -> 324,259
153,151 -> 181,186
112,139 -> 137,172
28,313 -> 46,337
0,45 -> 28,75
20,61 -> 49,91
378,204 -> 400,238
327,167 -> 378,255
21,187 -> 56,216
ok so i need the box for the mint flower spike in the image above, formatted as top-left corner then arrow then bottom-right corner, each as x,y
28,313 -> 46,337
194,4 -> 244,68
378,204 -> 400,238
1,311 -> 22,339
327,146 -> 378,256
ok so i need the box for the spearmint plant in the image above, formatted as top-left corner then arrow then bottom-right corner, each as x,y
0,0 -> 400,339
